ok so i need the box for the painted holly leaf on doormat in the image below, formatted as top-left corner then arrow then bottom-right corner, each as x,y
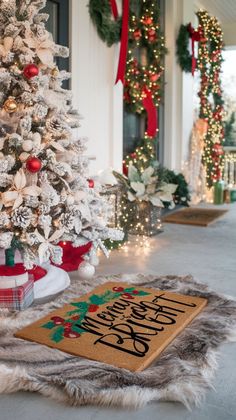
42,285 -> 150,343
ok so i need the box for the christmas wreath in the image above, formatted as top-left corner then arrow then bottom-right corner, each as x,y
88,0 -> 121,47
176,23 -> 201,75
176,24 -> 193,73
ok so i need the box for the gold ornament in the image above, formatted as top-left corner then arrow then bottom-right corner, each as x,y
51,67 -> 59,77
9,64 -> 22,76
3,97 -> 17,113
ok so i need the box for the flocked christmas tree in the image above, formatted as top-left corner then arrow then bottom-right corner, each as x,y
0,0 -> 122,270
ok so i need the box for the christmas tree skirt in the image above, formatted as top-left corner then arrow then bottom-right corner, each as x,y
34,264 -> 70,300
0,274 -> 236,409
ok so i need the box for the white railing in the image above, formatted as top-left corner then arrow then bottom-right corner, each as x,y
224,147 -> 236,186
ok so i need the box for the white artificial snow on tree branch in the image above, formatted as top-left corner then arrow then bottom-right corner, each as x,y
0,0 -> 123,269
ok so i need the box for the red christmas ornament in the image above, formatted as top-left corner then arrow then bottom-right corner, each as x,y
88,179 -> 94,188
26,156 -> 42,173
142,16 -> 153,25
23,64 -> 39,79
123,162 -> 128,176
213,144 -> 224,155
147,28 -> 157,42
133,28 -> 141,41
150,73 -> 160,82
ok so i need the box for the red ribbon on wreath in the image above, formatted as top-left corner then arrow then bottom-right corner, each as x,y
115,0 -> 129,84
109,0 -> 118,20
142,87 -> 158,137
187,23 -> 201,76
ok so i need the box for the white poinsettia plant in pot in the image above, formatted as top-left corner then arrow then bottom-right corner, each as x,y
114,164 -> 177,209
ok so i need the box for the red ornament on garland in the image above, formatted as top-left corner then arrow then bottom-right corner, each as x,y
88,179 -> 94,188
23,64 -> 39,79
150,73 -> 160,82
142,16 -> 153,25
26,156 -> 42,173
133,28 -> 142,41
147,28 -> 157,42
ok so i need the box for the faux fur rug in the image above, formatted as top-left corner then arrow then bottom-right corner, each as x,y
0,273 -> 236,409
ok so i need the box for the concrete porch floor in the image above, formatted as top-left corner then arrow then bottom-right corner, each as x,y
0,203 -> 235,420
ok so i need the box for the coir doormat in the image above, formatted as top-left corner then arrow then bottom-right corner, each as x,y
0,274 -> 236,409
15,282 -> 207,371
163,207 -> 228,226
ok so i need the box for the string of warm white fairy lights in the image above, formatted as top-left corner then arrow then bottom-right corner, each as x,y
124,0 -> 167,114
197,10 -> 225,188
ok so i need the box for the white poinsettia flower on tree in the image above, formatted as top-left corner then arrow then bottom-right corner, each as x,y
35,227 -> 64,265
2,168 -> 41,209
23,32 -> 55,67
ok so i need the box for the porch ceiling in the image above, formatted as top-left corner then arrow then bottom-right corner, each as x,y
196,0 -> 236,24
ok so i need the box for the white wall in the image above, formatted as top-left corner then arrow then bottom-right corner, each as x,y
164,0 -> 195,172
70,0 -> 123,175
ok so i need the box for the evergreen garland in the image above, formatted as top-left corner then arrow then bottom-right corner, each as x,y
197,10 -> 225,187
124,0 -> 167,115
159,168 -> 191,206
176,24 -> 192,73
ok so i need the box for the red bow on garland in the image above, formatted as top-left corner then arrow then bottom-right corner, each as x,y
187,23 -> 201,76
142,88 -> 158,137
112,0 -> 130,84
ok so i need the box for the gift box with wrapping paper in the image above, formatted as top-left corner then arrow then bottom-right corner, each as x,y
0,264 -> 34,310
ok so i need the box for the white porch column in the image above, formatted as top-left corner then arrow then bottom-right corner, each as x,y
70,0 -> 123,175
164,0 -> 195,172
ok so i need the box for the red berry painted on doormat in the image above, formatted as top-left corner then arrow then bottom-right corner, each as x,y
88,304 -> 99,312
64,322 -> 73,328
51,316 -> 64,325
112,286 -> 124,292
63,330 -> 81,339
122,293 -> 134,299
132,290 -> 139,294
